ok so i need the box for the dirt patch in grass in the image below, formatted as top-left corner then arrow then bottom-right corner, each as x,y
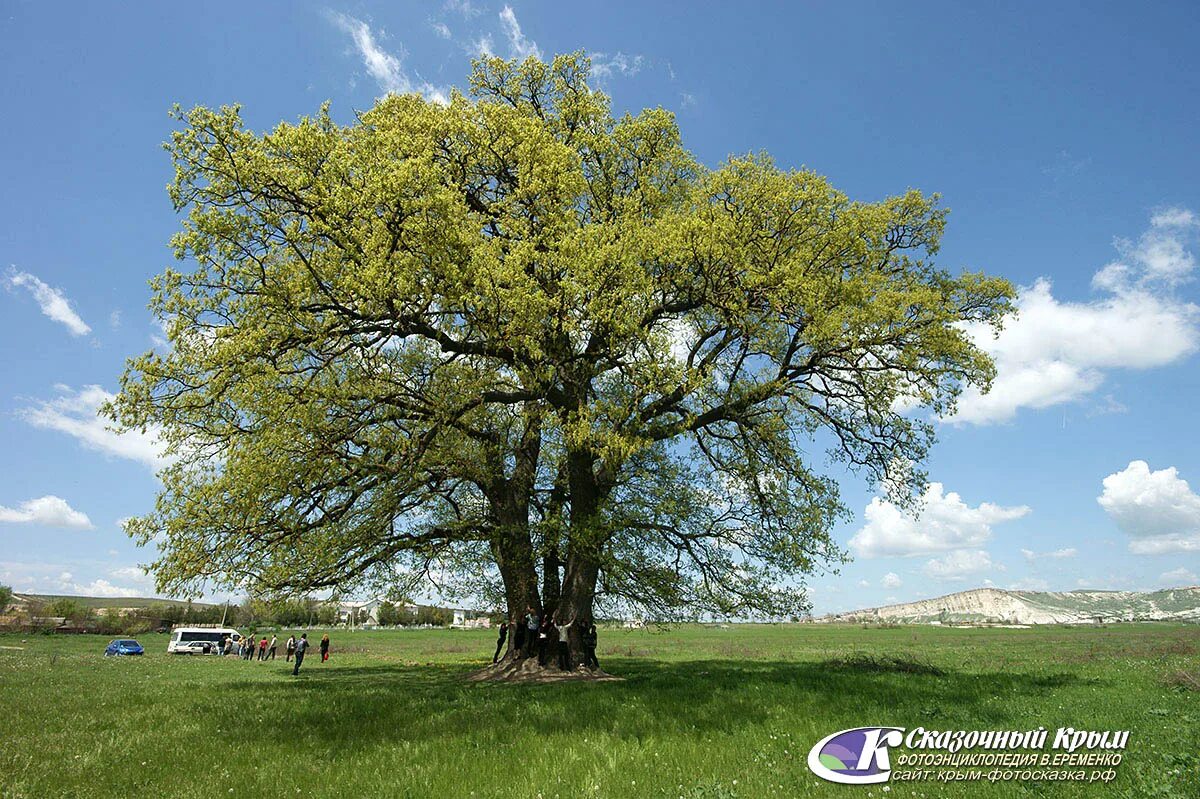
1164,669 -> 1200,691
823,653 -> 946,676
467,657 -> 624,684
1153,639 -> 1197,657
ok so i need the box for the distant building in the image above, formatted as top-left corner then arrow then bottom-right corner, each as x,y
337,598 -> 418,625
450,609 -> 490,628
337,598 -> 497,626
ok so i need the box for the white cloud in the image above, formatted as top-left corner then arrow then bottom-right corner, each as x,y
1098,460 -> 1200,554
499,5 -> 539,60
4,268 -> 91,336
857,579 -> 870,588
0,496 -> 93,530
1086,394 -> 1128,417
923,550 -> 998,581
1159,567 -> 1198,586
849,482 -> 1030,557
1108,222 -> 1196,288
1020,547 -> 1077,562
947,211 -> 1199,425
431,21 -> 452,39
19,384 -> 170,471
329,12 -> 449,104
472,34 -> 494,57
1008,576 -> 1050,591
881,572 -> 902,589
1151,207 -> 1197,229
109,565 -> 150,583
0,561 -> 141,598
108,309 -> 121,329
444,0 -> 481,18
590,52 -> 644,80
75,579 -> 140,598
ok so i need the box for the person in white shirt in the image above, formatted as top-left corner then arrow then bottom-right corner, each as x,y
556,617 -> 575,670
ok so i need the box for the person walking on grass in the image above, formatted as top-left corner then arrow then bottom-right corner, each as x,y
285,635 -> 296,662
267,635 -> 277,660
292,633 -> 309,675
492,620 -> 509,663
320,633 -> 330,663
258,636 -> 268,661
582,621 -> 599,669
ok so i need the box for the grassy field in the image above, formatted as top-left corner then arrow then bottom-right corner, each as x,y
1,623 -> 1197,798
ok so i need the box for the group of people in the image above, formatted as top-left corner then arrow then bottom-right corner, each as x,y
492,608 -> 599,670
219,632 -> 331,675
223,633 -> 278,660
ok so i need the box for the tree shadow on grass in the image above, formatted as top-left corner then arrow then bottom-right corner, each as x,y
212,657 -> 1099,753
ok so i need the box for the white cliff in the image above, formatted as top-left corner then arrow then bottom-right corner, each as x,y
820,586 -> 1200,625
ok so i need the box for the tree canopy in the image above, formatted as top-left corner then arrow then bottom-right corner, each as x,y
110,53 -> 1013,661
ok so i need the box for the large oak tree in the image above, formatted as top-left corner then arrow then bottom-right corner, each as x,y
109,53 -> 1014,671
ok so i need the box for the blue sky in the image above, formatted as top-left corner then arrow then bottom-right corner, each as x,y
1,1 -> 1198,612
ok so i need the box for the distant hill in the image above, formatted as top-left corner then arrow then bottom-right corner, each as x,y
818,586 -> 1200,625
14,593 -> 219,610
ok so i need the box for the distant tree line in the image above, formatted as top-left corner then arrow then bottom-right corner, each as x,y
375,601 -> 454,627
0,586 -> 466,633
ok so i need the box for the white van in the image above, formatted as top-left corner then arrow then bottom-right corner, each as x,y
167,626 -> 242,654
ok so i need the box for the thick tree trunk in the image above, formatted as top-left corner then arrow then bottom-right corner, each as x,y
553,445 -> 606,670
483,408 -> 546,663
541,550 -> 561,616
477,411 -> 613,677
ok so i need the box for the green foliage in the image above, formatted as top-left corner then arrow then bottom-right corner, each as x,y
0,585 -> 11,614
109,52 -> 1015,620
45,598 -> 92,624
415,605 -> 453,627
95,609 -> 153,637
375,600 -> 400,627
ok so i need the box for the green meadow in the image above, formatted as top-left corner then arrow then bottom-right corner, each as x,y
1,623 -> 1196,798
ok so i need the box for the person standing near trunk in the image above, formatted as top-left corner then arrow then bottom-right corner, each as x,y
582,622 -> 599,669
492,620 -> 508,663
292,633 -> 309,675
537,617 -> 557,667
513,615 -> 526,654
524,607 -> 540,657
319,633 -> 330,662
285,635 -> 296,661
556,616 -> 574,670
